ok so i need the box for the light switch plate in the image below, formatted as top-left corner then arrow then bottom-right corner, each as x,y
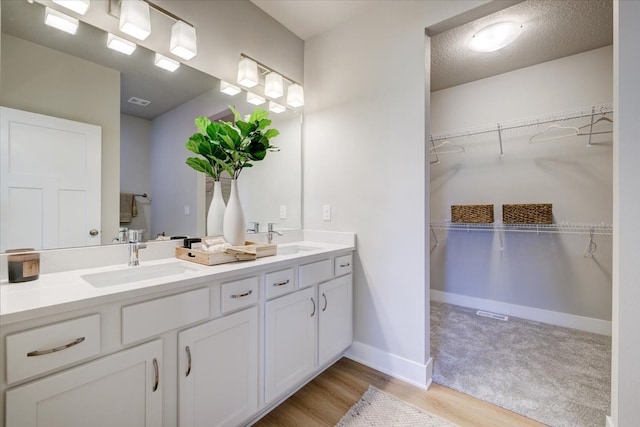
323,205 -> 331,221
280,205 -> 287,219
184,205 -> 190,215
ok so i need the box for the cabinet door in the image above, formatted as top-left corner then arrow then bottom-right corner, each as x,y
178,306 -> 258,427
6,340 -> 162,427
319,275 -> 353,366
264,286 -> 317,404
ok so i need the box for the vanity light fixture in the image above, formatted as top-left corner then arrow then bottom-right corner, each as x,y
107,33 -> 137,55
119,0 -> 151,41
269,101 -> 286,114
44,7 -> 79,34
264,72 -> 284,99
220,81 -> 241,96
52,0 -> 90,15
237,57 -> 259,88
247,92 -> 266,106
469,21 -> 522,53
170,21 -> 197,60
154,53 -> 180,72
286,83 -> 305,108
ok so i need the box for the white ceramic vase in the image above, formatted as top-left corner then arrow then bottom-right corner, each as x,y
223,179 -> 246,245
206,181 -> 226,236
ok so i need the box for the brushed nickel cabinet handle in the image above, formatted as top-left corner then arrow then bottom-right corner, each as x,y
27,337 -> 85,357
340,263 -> 351,268
272,279 -> 290,287
322,293 -> 328,312
230,290 -> 253,299
152,358 -> 159,392
185,346 -> 192,377
310,297 -> 316,317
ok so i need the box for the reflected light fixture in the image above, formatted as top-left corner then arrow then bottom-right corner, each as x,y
237,57 -> 259,88
107,33 -> 137,55
247,92 -> 266,106
119,0 -> 151,41
469,21 -> 522,53
44,7 -> 79,34
269,101 -> 286,114
170,21 -> 197,60
220,81 -> 241,96
154,53 -> 180,72
52,0 -> 90,15
264,72 -> 284,99
286,83 -> 304,108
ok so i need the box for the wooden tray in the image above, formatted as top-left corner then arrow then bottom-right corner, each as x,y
175,241 -> 277,266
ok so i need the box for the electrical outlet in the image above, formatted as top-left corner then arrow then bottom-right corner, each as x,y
323,205 -> 331,221
280,205 -> 287,219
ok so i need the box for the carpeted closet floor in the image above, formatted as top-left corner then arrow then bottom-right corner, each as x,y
430,301 -> 611,427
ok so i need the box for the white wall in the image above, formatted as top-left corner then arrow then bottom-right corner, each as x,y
120,114 -> 152,240
430,47 -> 613,326
612,1 -> 640,425
303,0 -> 490,386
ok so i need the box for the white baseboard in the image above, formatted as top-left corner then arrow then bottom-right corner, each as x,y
606,415 -> 614,427
431,290 -> 612,336
345,341 -> 432,389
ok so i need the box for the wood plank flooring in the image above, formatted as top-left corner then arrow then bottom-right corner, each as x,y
254,357 -> 545,427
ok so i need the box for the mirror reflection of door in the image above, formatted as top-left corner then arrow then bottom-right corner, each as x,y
0,107 -> 102,251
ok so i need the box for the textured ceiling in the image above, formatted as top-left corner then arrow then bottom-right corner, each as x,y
430,0 -> 613,91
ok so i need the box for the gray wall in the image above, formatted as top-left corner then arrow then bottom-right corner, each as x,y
430,46 -> 613,322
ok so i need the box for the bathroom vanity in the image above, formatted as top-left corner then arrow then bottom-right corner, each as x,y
0,238 -> 354,426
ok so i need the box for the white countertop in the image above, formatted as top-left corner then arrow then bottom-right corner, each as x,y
1,241 -> 354,326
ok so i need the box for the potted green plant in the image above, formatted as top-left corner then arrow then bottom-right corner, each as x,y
185,106 -> 279,244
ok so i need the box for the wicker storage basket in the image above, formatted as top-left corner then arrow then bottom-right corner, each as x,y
451,204 -> 494,223
502,204 -> 552,224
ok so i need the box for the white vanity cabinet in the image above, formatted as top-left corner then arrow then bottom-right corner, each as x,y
318,274 -> 353,367
6,339 -> 163,427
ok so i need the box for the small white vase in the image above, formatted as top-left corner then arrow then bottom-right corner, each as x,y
207,181 -> 226,236
223,179 -> 246,246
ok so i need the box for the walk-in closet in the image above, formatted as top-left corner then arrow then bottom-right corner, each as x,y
427,1 -> 613,426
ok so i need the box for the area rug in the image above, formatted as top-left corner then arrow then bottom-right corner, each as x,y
431,301 -> 611,427
336,385 -> 456,427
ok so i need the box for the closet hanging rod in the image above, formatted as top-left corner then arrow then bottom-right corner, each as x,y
430,103 -> 613,142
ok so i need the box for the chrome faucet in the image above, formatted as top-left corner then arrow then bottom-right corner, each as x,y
128,230 -> 147,266
247,221 -> 260,233
267,223 -> 283,244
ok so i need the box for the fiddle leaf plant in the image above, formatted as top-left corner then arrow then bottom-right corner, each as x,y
185,116 -> 229,181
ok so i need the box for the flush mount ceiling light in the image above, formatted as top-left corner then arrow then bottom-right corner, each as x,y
237,57 -> 259,88
107,33 -> 137,55
220,81 -> 241,96
154,53 -> 180,72
44,7 -> 79,34
469,21 -> 522,53
170,21 -> 197,60
52,0 -> 90,15
247,92 -> 266,106
269,101 -> 286,114
264,72 -> 284,99
119,0 -> 151,41
286,83 -> 304,108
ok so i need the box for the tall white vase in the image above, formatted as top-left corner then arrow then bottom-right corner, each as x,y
223,179 -> 246,246
207,181 -> 226,236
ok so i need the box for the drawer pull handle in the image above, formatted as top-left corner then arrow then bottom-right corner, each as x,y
231,290 -> 253,299
152,358 -> 159,392
26,337 -> 85,357
185,346 -> 192,377
322,293 -> 328,312
273,279 -> 290,287
340,262 -> 351,268
310,297 -> 316,317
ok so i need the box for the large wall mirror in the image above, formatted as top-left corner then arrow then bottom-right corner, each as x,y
0,0 -> 302,251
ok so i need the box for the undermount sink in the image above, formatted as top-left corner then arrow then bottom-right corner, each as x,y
82,262 -> 196,287
277,245 -> 322,255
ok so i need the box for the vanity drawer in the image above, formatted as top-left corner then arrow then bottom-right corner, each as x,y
122,288 -> 210,344
221,276 -> 259,313
265,268 -> 295,300
6,314 -> 101,385
334,254 -> 353,276
299,259 -> 332,289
